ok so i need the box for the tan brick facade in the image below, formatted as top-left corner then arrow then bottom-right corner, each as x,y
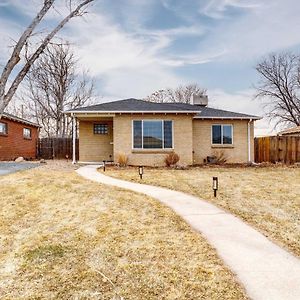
79,119 -> 113,162
113,114 -> 194,166
78,115 -> 254,166
193,119 -> 254,164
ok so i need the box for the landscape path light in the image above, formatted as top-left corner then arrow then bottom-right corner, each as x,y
139,166 -> 144,179
213,176 -> 218,197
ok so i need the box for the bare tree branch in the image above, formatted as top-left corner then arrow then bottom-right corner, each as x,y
0,0 -> 54,100
145,84 -> 207,104
21,43 -> 94,137
0,0 -> 95,117
255,53 -> 300,127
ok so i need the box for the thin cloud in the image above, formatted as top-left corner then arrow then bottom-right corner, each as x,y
162,50 -> 226,67
200,0 -> 263,19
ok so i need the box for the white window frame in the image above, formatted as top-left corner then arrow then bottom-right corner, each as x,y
23,127 -> 32,139
0,122 -> 8,135
132,119 -> 174,150
211,124 -> 233,145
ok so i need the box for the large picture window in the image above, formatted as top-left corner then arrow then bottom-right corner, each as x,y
133,120 -> 173,149
0,122 -> 7,135
212,124 -> 233,145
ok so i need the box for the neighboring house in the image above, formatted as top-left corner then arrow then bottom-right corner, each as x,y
277,126 -> 300,137
65,96 -> 261,166
0,113 -> 39,161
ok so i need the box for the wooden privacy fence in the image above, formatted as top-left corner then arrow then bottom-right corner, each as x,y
37,138 -> 79,160
255,136 -> 300,164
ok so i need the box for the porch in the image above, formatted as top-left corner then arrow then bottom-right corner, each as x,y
72,114 -> 114,164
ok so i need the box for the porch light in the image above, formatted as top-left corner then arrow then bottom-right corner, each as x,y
139,166 -> 144,179
213,177 -> 218,197
103,160 -> 106,172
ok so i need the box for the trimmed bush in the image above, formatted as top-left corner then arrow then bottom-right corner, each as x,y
164,152 -> 180,167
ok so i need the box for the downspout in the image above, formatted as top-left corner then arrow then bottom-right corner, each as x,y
72,113 -> 76,164
248,119 -> 252,163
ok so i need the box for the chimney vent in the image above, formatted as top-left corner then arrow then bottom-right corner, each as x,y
191,94 -> 208,106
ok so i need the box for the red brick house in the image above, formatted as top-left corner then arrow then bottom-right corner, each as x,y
0,113 -> 39,161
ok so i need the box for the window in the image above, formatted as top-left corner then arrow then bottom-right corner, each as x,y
23,128 -> 32,139
0,122 -> 7,135
212,125 -> 233,145
94,124 -> 108,134
133,120 -> 173,149
143,120 -> 163,149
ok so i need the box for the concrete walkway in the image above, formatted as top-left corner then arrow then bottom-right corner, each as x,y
77,165 -> 300,300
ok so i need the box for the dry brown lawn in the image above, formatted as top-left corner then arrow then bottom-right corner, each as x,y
0,161 -> 247,300
106,165 -> 300,257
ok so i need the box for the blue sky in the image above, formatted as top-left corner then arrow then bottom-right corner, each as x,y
1,0 -> 300,135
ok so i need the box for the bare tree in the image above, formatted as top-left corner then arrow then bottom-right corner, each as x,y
22,43 -> 94,137
145,84 -> 207,104
255,53 -> 300,127
0,0 -> 95,118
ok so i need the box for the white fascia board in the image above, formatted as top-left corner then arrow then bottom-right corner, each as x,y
65,110 -> 201,114
193,116 -> 261,120
2,115 -> 41,127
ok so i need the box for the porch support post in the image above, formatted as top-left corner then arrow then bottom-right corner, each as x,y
72,113 -> 76,164
248,119 -> 252,163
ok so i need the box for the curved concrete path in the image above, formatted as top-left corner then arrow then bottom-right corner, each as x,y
77,165 -> 300,300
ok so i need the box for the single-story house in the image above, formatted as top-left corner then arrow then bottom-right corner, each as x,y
65,96 -> 261,166
277,125 -> 300,137
0,113 -> 39,161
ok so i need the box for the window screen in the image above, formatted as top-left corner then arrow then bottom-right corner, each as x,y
163,120 -> 173,148
223,125 -> 233,144
133,120 -> 142,148
212,125 -> 222,144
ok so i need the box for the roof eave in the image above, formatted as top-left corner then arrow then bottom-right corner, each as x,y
65,110 -> 201,114
2,114 -> 41,128
194,116 -> 262,120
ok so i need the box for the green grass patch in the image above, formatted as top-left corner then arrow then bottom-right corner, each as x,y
24,244 -> 65,264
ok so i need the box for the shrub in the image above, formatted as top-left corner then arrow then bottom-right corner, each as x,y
164,152 -> 180,167
117,152 -> 128,167
212,150 -> 227,164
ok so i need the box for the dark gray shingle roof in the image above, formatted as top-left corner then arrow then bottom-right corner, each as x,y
67,98 -> 202,112
196,106 -> 260,119
67,98 -> 260,119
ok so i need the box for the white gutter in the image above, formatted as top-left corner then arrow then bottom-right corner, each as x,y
194,116 -> 261,120
64,110 -> 202,114
64,111 -> 261,120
